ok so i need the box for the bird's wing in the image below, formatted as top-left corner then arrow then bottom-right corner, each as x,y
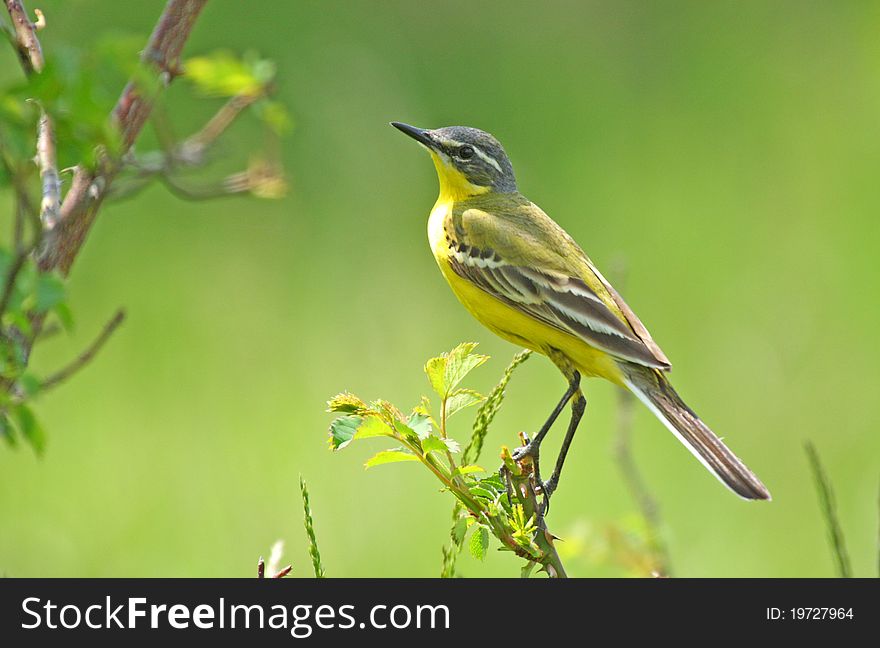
586,262 -> 670,367
448,204 -> 671,370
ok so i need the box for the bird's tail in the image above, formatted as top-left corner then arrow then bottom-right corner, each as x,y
620,364 -> 771,501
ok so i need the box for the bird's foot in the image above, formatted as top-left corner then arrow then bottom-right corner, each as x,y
511,431 -> 539,465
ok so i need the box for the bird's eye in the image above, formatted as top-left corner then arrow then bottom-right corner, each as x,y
458,145 -> 474,160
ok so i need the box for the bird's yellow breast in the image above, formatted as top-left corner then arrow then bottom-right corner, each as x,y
427,198 -> 625,385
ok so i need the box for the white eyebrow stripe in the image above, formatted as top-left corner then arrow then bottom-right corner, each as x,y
436,137 -> 503,173
471,146 -> 503,172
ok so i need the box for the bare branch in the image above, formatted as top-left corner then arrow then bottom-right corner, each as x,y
4,0 -> 44,74
38,0 -> 209,275
108,91 -> 265,203
272,565 -> 292,579
180,93 -> 260,162
40,309 -> 126,392
805,441 -> 852,578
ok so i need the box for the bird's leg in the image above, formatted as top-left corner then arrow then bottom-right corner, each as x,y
540,392 -> 586,512
511,370 -> 581,479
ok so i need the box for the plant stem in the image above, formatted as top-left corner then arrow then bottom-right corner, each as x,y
805,441 -> 852,578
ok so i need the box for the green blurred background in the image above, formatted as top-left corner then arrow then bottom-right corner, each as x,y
2,0 -> 879,577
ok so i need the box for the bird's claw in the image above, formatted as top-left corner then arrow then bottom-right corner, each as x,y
511,440 -> 538,463
537,476 -> 558,516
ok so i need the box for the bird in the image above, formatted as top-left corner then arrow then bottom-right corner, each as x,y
391,121 -> 771,503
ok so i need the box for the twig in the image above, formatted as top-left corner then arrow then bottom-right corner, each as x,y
256,551 -> 291,579
804,441 -> 852,578
40,309 -> 125,391
179,93 -> 260,162
273,565 -> 292,579
108,90 -> 277,204
38,0 -> 209,275
36,111 -> 60,229
13,184 -> 26,248
614,388 -> 672,577
0,230 -> 40,322
5,4 -> 59,235
4,0 -> 44,74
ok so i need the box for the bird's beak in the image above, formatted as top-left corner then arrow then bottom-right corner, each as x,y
391,122 -> 437,150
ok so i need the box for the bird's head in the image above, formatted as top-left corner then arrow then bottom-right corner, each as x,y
391,122 -> 517,200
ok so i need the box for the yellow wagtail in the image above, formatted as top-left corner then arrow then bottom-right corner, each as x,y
392,122 -> 770,502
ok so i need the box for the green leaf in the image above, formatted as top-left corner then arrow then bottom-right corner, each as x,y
364,448 -> 419,469
52,302 -> 75,332
406,412 -> 433,440
328,414 -> 391,450
452,515 -> 469,544
392,419 -> 420,444
421,435 -> 448,455
469,526 -> 489,560
413,395 -> 432,418
455,465 -> 485,476
328,415 -> 361,451
5,310 -> 32,338
443,343 -> 488,394
371,399 -> 404,423
33,274 -> 65,313
185,51 -> 274,97
424,355 -> 447,397
425,343 -> 488,398
0,413 -> 16,448
17,373 -> 41,398
445,389 -> 484,418
10,404 -> 45,455
356,416 -> 390,440
255,99 -> 293,136
327,392 -> 367,414
443,438 -> 461,454
469,486 -> 498,500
